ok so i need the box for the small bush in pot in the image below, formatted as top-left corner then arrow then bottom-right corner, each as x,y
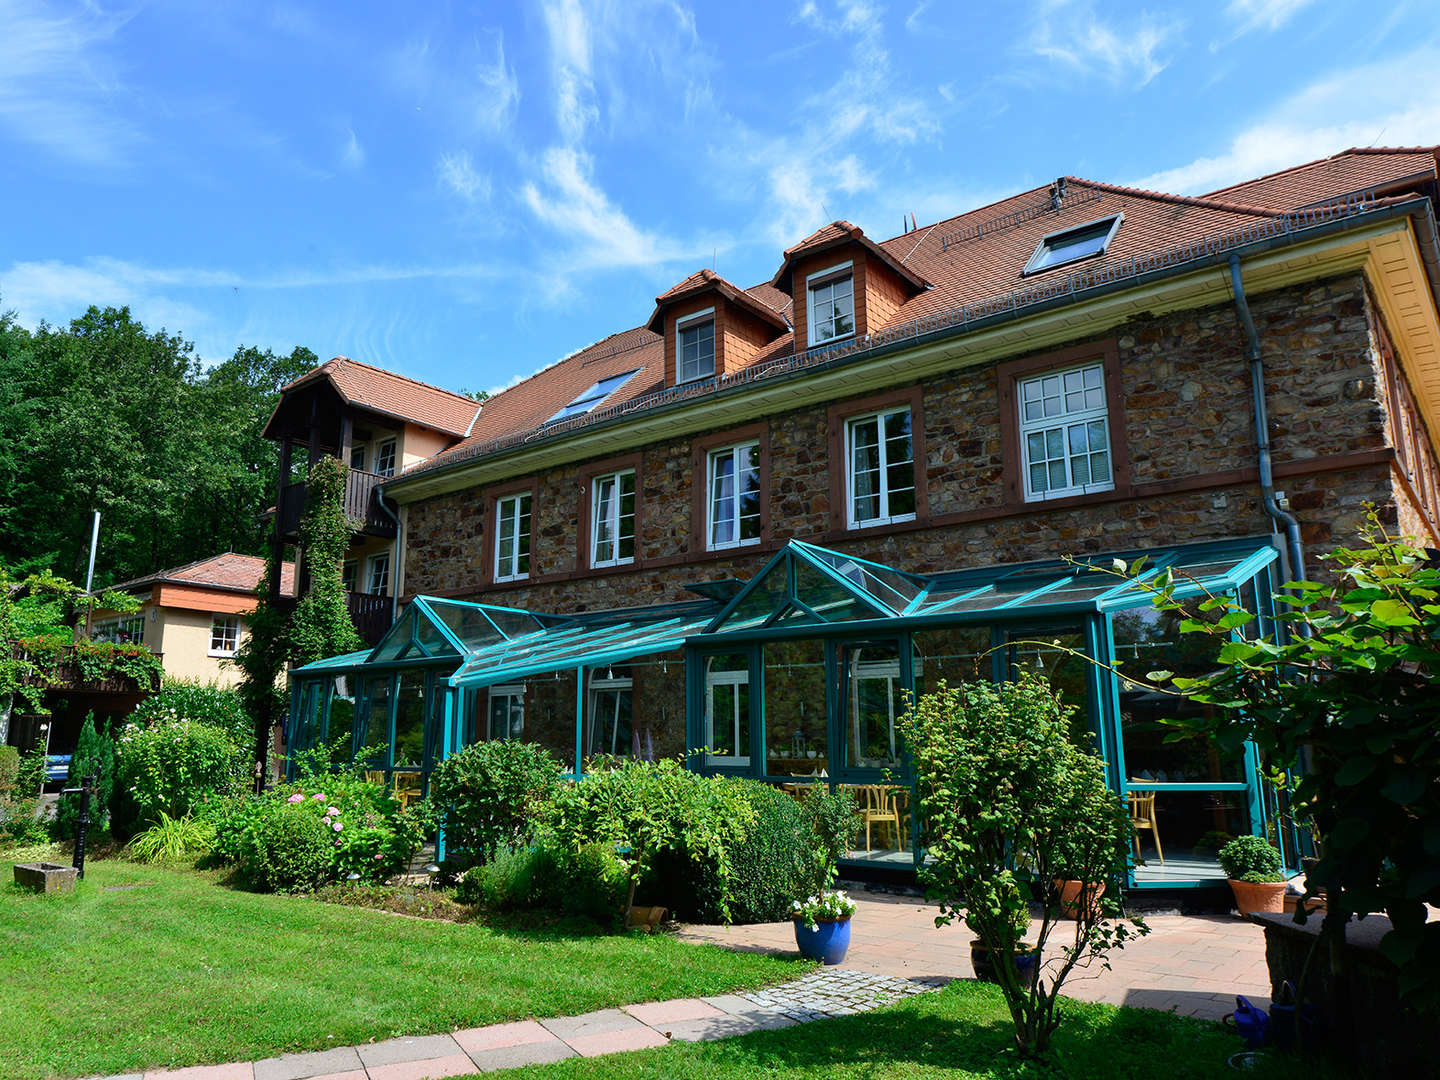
791,888 -> 856,965
1219,835 -> 1287,913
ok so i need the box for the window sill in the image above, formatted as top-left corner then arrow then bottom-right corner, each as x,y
590,557 -> 635,570
846,512 -> 917,531
1022,483 -> 1116,504
676,370 -> 717,386
208,651 -> 238,659
494,573 -> 529,584
808,330 -> 856,349
708,537 -> 762,552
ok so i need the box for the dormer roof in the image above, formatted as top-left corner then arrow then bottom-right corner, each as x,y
770,220 -> 930,294
645,269 -> 792,334
268,356 -> 482,439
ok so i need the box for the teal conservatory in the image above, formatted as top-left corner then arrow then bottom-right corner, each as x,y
287,536 -> 1300,888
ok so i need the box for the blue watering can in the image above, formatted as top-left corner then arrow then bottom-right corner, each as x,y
1224,995 -> 1268,1050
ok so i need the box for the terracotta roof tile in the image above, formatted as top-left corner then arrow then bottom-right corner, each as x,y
402,147 -> 1420,481
1203,146 -> 1438,210
647,269 -> 791,333
113,553 -> 296,597
283,357 -> 481,437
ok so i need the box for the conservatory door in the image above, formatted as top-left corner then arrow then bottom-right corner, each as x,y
586,669 -> 633,760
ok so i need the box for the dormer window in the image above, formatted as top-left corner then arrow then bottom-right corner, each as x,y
807,262 -> 855,346
677,309 -> 716,383
1023,214 -> 1123,276
548,369 -> 641,423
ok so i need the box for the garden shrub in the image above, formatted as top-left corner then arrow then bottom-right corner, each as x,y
0,747 -> 49,847
0,746 -> 18,791
130,681 -> 253,747
651,780 -> 825,923
1218,835 -> 1284,883
55,713 -> 115,838
459,844 -> 544,909
801,784 -> 860,877
547,758 -> 757,923
231,801 -> 336,893
110,719 -> 248,839
457,837 -> 629,927
427,740 -> 563,868
127,811 -> 216,863
206,774 -> 427,890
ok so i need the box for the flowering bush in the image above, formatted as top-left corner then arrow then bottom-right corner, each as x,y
110,719 -> 248,839
790,889 -> 856,930
130,682 -> 253,747
206,774 -> 428,891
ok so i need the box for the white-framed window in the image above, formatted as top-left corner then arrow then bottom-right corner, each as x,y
590,470 -> 636,568
1023,214 -> 1123,276
209,614 -> 241,657
707,442 -> 761,550
373,439 -> 397,477
487,685 -> 525,741
845,407 -> 915,528
366,552 -> 391,595
704,654 -> 750,766
494,492 -> 532,582
807,262 -> 855,346
94,615 -> 145,645
348,443 -> 366,471
1018,363 -> 1113,501
677,308 -> 716,383
586,668 -> 633,759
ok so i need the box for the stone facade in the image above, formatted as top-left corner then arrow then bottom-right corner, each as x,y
402,271 -> 1435,612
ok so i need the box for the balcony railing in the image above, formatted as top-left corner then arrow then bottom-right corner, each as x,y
277,468 -> 396,539
347,591 -> 392,647
8,641 -> 163,695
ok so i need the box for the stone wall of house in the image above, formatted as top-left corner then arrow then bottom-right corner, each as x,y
403,271 -> 1406,610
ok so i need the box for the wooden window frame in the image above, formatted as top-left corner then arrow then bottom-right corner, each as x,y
997,340 -> 1131,512
690,422 -> 771,555
826,386 -> 928,534
482,477 -> 538,587
578,453 -> 643,571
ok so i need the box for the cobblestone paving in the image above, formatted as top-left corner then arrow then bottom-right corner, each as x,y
742,967 -> 946,1021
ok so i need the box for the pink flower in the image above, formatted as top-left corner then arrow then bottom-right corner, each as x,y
332,821 -> 343,832
312,793 -> 326,801
326,806 -> 340,816
287,793 -> 305,804
373,853 -> 383,861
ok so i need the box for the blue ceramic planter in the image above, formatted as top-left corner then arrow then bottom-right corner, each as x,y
793,916 -> 852,965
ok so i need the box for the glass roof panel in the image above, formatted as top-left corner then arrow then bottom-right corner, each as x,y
414,609 -> 458,656
710,552 -> 790,632
799,544 -> 920,611
424,597 -> 507,649
454,614 -> 711,687
793,558 -> 889,623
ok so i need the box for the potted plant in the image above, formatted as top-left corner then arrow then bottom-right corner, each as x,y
968,898 -> 1040,989
1219,835 -> 1287,913
1051,866 -> 1107,921
791,889 -> 856,965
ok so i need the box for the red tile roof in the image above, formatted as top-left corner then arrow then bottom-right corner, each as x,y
281,357 -> 482,437
771,219 -> 929,294
1204,146 -> 1438,210
113,553 -> 296,597
402,147 -> 1435,482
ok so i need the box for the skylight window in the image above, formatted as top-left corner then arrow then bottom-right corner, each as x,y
1023,213 -> 1123,276
547,369 -> 641,423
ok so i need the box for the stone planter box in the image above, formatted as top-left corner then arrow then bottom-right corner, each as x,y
13,862 -> 78,893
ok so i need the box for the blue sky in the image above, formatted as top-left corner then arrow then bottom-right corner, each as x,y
1,0 -> 1435,393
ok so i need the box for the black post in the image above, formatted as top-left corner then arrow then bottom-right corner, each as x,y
61,773 -> 95,879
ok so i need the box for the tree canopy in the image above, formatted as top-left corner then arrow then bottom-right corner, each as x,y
0,303 -> 315,586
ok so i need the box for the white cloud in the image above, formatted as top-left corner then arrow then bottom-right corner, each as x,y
341,127 -> 365,170
520,147 -> 694,270
1224,0 -> 1313,35
0,0 -> 143,167
1131,46 -> 1440,195
1026,0 -> 1183,87
540,0 -> 598,142
437,151 -> 492,202
386,26 -> 520,136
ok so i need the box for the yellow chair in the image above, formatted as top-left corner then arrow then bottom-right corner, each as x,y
363,769 -> 386,786
393,772 -> 423,810
861,785 -> 901,852
1129,789 -> 1164,863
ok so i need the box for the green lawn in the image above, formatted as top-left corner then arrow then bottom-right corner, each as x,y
0,858 -> 805,1080
490,980 -> 1323,1079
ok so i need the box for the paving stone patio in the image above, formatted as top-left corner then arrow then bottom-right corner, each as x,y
678,886 -> 1272,1022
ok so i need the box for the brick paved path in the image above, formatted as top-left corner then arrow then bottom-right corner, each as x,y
87,969 -> 946,1080
678,887 -> 1271,1022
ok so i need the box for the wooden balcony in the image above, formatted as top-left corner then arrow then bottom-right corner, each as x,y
9,641 -> 163,696
276,468 -> 396,541
347,591 -> 392,647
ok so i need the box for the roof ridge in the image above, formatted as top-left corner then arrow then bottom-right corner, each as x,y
1067,177 -> 1280,217
1203,146 -> 1439,199
330,355 -> 479,405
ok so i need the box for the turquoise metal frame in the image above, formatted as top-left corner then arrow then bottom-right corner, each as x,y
289,534 -> 1294,888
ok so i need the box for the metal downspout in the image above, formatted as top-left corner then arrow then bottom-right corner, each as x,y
1229,253 -> 1308,587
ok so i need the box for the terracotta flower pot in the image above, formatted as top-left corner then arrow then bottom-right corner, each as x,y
1228,878 -> 1286,914
1053,878 -> 1106,920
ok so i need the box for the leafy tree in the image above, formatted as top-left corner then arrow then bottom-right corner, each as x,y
1134,516 -> 1440,1008
899,674 -> 1145,1058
